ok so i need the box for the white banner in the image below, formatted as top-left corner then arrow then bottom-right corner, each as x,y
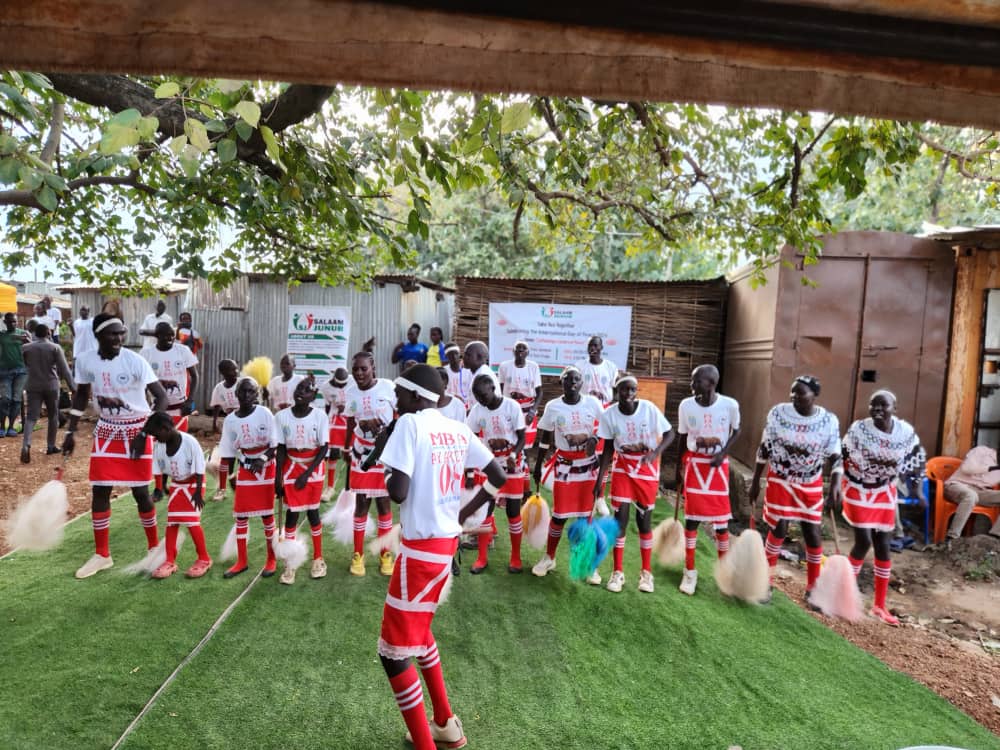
286,305 -> 351,380
488,302 -> 632,375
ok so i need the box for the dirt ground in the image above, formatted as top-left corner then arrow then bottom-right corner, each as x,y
1,416 -> 998,737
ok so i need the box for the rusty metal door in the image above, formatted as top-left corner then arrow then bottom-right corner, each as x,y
852,256 -> 952,448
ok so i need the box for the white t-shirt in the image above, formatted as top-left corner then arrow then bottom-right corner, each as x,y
219,405 -> 279,458
75,348 -> 158,421
142,343 -> 198,407
343,379 -> 397,440
575,359 -> 619,404
598,400 -> 672,452
466,396 -> 526,447
444,365 -> 473,404
380,408 -> 494,539
209,379 -> 245,413
498,359 -> 542,401
30,314 -> 56,333
72,318 -> 97,358
140,312 -> 173,350
266,374 -> 305,411
436,397 -> 467,424
471,363 -> 501,393
48,307 -> 62,325
320,379 -> 351,415
537,395 -> 604,451
274,406 -> 329,450
677,394 -> 741,455
153,432 -> 206,480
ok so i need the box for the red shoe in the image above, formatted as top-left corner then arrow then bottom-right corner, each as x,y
151,561 -> 178,579
261,559 -> 277,578
223,563 -> 249,579
470,561 -> 488,575
870,605 -> 900,627
508,560 -> 523,574
185,559 -> 213,578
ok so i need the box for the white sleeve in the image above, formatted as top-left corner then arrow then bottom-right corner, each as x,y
729,398 -> 741,431
153,446 -> 167,475
464,431 -> 494,471
654,404 -> 671,434
531,363 -> 542,388
74,356 -> 92,385
181,346 -> 199,368
268,412 -> 280,447
315,409 -> 329,444
537,401 -> 556,432
676,401 -> 688,435
190,439 -> 206,475
513,403 -> 526,430
219,418 -> 236,458
596,408 -> 614,440
209,382 -> 224,408
380,413 -> 417,478
138,355 -> 159,386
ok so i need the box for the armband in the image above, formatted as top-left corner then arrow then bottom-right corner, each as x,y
483,480 -> 500,497
829,466 -> 844,477
538,442 -> 551,450
69,408 -> 84,417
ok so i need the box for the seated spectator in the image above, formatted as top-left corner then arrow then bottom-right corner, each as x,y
940,446 -> 1000,547
390,323 -> 427,371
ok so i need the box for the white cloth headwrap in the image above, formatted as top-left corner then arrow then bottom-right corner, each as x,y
394,376 -> 440,403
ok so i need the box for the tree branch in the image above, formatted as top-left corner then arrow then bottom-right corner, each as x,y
40,100 -> 64,166
916,131 -> 1000,184
0,171 -> 157,210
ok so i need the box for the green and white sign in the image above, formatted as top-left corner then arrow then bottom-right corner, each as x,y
287,305 -> 351,380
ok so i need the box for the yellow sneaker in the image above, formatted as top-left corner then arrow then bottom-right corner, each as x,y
379,550 -> 394,576
349,552 -> 365,576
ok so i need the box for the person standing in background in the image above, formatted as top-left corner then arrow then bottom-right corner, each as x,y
20,323 -> 75,463
29,302 -> 55,337
42,296 -> 62,345
425,326 -> 446,367
139,299 -> 172,352
391,324 -> 428,372
175,311 -> 204,356
72,305 -> 98,359
0,312 -> 29,437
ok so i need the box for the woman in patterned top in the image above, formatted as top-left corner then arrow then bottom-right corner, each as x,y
749,375 -> 841,597
841,390 -> 926,626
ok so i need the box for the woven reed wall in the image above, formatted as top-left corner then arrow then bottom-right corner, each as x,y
453,277 -> 729,424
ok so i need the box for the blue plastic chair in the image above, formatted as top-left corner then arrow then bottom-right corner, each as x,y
897,476 -> 931,545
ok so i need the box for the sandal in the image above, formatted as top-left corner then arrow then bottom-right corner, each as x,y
185,559 -> 213,578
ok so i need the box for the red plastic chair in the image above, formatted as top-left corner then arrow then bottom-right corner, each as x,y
928,456 -> 1000,543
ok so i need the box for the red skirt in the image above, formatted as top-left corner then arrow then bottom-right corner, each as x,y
89,418 -> 153,487
378,536 -> 459,660
610,451 -> 659,508
762,469 -> 824,526
234,449 -> 276,518
552,449 -> 599,519
167,479 -> 202,526
282,448 -> 325,511
350,434 -> 387,497
516,397 -> 538,449
842,479 -> 896,532
682,454 -> 731,523
474,449 -> 526,501
329,415 -> 348,450
167,405 -> 188,433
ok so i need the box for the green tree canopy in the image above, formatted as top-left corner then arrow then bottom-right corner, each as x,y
1,73 -> 998,291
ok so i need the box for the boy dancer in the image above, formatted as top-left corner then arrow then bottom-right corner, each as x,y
141,322 -> 198,432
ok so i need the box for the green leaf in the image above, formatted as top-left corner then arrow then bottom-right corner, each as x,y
36,185 -> 58,211
216,79 -> 246,94
500,102 -> 532,133
184,119 -> 211,152
168,135 -> 188,156
43,173 -> 67,191
398,119 -> 419,139
462,134 -> 483,156
18,167 -> 44,191
233,100 -> 261,128
180,144 -> 200,178
154,81 -> 180,99
100,124 -> 140,154
260,126 -> 285,170
0,158 -> 20,185
216,138 -> 237,163
137,116 -> 159,140
234,120 -> 253,142
203,119 -> 228,133
108,108 -> 142,128
0,134 -> 17,155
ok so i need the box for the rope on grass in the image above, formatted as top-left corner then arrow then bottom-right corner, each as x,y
109,571 -> 264,750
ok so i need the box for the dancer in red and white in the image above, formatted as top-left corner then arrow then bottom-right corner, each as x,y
344,350 -> 397,577
265,353 -> 304,411
461,340 -> 500,393
595,374 -> 675,593
444,343 -> 472,407
209,359 -> 244,433
275,378 -> 329,584
219,377 -> 280,579
378,364 -> 505,750
575,336 -> 618,406
749,376 -> 842,597
63,314 -> 169,578
498,341 -> 542,450
435,368 -> 467,424
531,366 -> 604,582
320,366 -> 351,500
141,322 -> 198,432
465,373 -> 526,573
146,411 -> 212,579
674,364 -> 741,596
841,390 -> 925,625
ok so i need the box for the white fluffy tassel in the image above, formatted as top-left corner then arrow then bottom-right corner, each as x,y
810,555 -> 863,621
220,524 -> 240,561
206,447 -> 222,478
274,534 -> 308,570
522,495 -> 551,550
652,518 -> 685,567
714,529 -> 770,604
5,479 -> 69,552
123,530 -> 186,575
368,523 -> 402,557
324,489 -> 371,546
594,497 -> 611,518
459,486 -> 489,533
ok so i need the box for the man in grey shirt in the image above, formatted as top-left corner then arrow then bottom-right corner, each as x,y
21,323 -> 75,463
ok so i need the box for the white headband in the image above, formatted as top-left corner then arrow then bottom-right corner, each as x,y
395,376 -> 440,402
464,340 -> 487,352
870,389 -> 897,405
615,374 -> 638,387
94,318 -> 123,334
560,365 -> 581,380
444,345 -> 461,355
513,340 -> 529,349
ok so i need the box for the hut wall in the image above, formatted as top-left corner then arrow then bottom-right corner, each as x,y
452,277 -> 729,424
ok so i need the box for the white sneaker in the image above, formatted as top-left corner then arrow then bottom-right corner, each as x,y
606,570 -> 625,592
75,553 -> 114,579
405,714 -> 467,748
532,555 -> 556,577
310,558 -> 327,579
586,570 -> 602,586
321,487 -> 335,503
638,570 -> 655,593
279,566 -> 296,585
679,568 -> 698,595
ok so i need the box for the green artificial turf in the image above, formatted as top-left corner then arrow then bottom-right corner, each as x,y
2,482 -> 997,750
